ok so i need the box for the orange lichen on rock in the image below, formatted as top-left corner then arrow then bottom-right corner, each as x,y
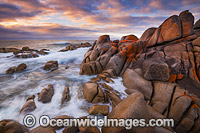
180,93 -> 192,99
168,74 -> 177,82
121,50 -> 127,59
191,104 -> 199,108
192,68 -> 200,82
177,74 -> 184,80
103,48 -> 107,51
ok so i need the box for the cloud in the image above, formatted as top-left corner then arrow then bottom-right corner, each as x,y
0,0 -> 200,39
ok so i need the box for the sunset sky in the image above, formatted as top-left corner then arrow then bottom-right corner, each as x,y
0,0 -> 200,40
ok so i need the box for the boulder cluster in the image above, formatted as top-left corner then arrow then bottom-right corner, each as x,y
80,10 -> 200,132
59,42 -> 92,52
0,46 -> 49,58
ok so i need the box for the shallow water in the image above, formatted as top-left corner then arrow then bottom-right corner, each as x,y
0,40 -> 127,132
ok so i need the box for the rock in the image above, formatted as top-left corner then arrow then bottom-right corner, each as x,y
26,95 -> 35,101
121,34 -> 138,41
194,19 -> 200,30
123,68 -> 153,100
139,27 -> 157,41
79,126 -> 100,133
63,126 -> 79,133
96,35 -> 110,45
150,81 -> 176,114
105,89 -> 121,108
83,82 -> 106,103
30,126 -> 55,133
43,61 -> 58,71
0,48 -> 19,53
6,66 -> 17,74
168,87 -> 192,126
147,15 -> 182,47
175,105 -> 198,132
53,115 -> 73,130
0,119 -> 29,133
38,85 -> 54,103
20,98 -> 36,114
88,105 -> 109,115
22,46 -> 30,51
102,92 -> 152,133
142,58 -> 170,81
61,86 -> 70,105
16,63 -> 27,72
192,36 -> 200,46
179,10 -> 194,37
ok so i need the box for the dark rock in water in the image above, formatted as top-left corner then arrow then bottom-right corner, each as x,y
20,99 -> 36,114
43,61 -> 58,71
38,84 -> 54,103
26,95 -> 35,101
6,63 -> 27,74
59,42 -> 91,52
22,46 -> 30,51
0,48 -> 19,53
0,119 -> 29,133
16,63 -> 27,72
30,126 -> 55,133
61,86 -> 70,105
6,66 -> 17,74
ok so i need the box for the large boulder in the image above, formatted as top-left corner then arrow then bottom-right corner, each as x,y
142,58 -> 170,81
83,82 -> 106,103
179,10 -> 194,37
0,120 -> 29,133
123,68 -> 153,100
102,92 -> 152,133
139,27 -> 157,41
38,85 -> 54,103
147,15 -> 182,47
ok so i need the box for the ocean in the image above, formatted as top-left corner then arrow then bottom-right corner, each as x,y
0,40 -> 127,132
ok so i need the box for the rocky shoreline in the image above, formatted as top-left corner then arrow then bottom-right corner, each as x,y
0,10 -> 200,133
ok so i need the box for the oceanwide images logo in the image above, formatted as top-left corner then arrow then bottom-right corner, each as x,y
23,114 -> 174,129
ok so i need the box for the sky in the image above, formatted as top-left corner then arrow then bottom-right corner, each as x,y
0,0 -> 200,40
